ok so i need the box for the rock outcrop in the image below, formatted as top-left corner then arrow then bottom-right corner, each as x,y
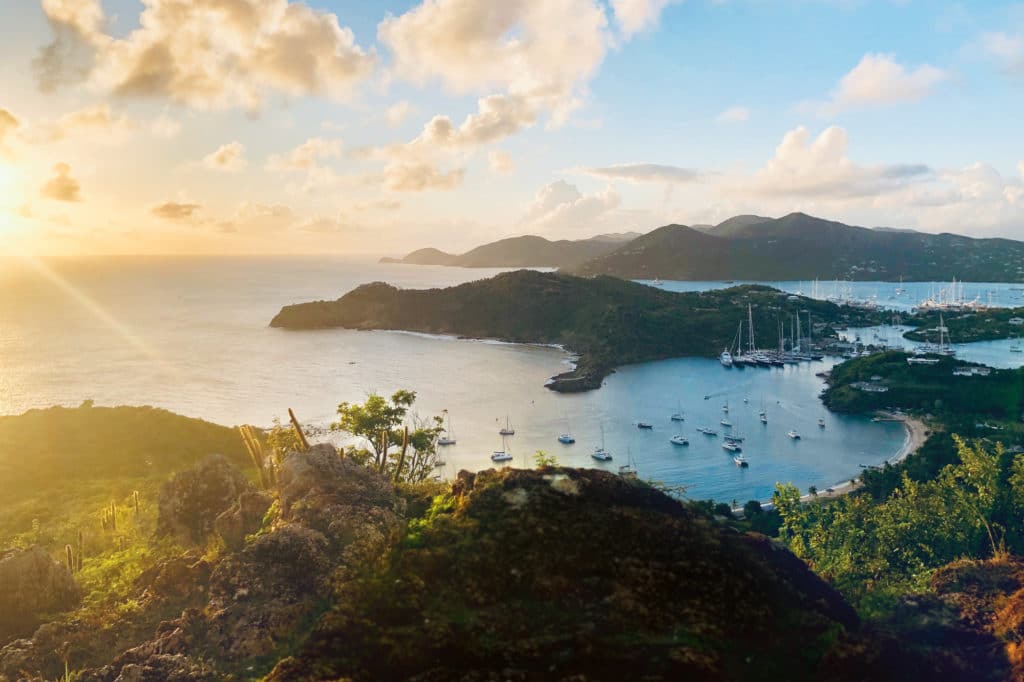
155,454 -> 254,544
0,546 -> 80,644
83,445 -> 403,680
271,467 -> 861,681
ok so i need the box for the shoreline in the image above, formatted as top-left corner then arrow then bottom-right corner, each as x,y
797,412 -> 928,504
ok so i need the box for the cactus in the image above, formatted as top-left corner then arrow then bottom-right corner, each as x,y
76,529 -> 84,572
239,424 -> 271,489
132,490 -> 140,516
65,544 -> 74,572
287,408 -> 311,451
110,501 -> 117,532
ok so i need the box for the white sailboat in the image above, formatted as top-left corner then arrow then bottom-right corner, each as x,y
438,409 -> 456,446
558,413 -> 575,444
499,414 -> 515,436
592,425 -> 613,461
491,434 -> 513,462
669,434 -> 689,446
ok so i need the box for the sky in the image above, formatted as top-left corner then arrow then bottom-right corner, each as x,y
0,0 -> 1023,256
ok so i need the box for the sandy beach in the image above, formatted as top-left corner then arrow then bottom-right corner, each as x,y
801,412 -> 929,503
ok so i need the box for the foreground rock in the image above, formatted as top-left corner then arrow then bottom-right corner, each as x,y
92,444 -> 403,680
271,467 -> 860,681
0,546 -> 80,644
156,453 -> 255,544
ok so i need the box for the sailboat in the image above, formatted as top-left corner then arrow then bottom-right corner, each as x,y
592,424 -> 613,461
438,410 -> 456,446
669,434 -> 689,446
722,441 -> 741,453
787,430 -> 801,440
733,454 -> 749,467
491,435 -> 513,462
1011,336 -> 1023,353
759,396 -> 768,425
670,401 -> 685,422
499,414 -> 515,436
558,413 -> 575,444
618,448 -> 638,477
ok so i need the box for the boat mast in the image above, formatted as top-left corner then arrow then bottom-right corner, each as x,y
748,304 -> 755,353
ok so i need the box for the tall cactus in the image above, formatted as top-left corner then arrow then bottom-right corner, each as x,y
65,544 -> 74,573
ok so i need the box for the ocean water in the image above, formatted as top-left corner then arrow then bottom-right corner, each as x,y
0,256 -> 985,503
649,279 -> 1024,312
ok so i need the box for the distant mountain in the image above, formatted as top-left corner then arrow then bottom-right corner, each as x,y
569,212 -> 1024,281
379,233 -> 633,268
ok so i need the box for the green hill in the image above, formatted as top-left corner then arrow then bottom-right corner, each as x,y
379,233 -> 634,268
270,270 -> 883,391
569,212 -> 1024,282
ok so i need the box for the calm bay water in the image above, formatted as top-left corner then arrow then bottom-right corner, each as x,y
5,256 -> 1009,503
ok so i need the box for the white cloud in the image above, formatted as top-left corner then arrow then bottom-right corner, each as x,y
742,125 -> 930,199
40,162 -> 82,202
378,0 -> 609,121
152,200 -> 201,221
150,113 -> 182,138
383,162 -> 465,192
522,179 -> 621,235
819,53 -> 948,114
978,31 -> 1024,75
385,100 -> 414,127
37,0 -> 375,110
203,141 -> 247,172
1019,161 -> 1024,179
488,149 -> 514,173
582,163 -> 700,184
611,0 -> 679,38
717,106 -> 750,124
21,104 -> 137,144
266,137 -> 342,172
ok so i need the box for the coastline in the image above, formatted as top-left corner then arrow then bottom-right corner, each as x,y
800,412 -> 928,503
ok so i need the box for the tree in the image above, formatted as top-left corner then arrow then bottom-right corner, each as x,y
533,450 -> 559,468
332,390 -> 443,482
808,485 -> 818,497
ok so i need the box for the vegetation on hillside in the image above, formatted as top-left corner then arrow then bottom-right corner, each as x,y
568,212 -> 1024,282
822,351 -> 1024,420
905,307 -> 1024,343
271,270 -> 884,391
773,438 -> 1024,615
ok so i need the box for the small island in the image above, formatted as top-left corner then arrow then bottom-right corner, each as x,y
271,270 -> 886,391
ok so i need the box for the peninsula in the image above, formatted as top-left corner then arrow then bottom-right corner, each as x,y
270,270 -> 884,391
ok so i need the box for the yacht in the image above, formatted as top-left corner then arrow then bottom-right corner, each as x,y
722,441 -> 741,453
438,410 -> 456,446
618,463 -> 637,478
670,411 -> 685,422
787,430 -> 801,440
733,454 -> 749,468
720,349 -> 733,367
499,414 -> 515,436
723,433 -> 744,443
637,421 -> 654,429
722,402 -> 729,413
558,434 -> 576,444
720,418 -> 732,427
669,434 -> 689,446
1011,339 -> 1023,353
592,425 -> 613,461
818,418 -> 826,428
760,413 -> 768,425
491,450 -> 513,463
697,426 -> 718,436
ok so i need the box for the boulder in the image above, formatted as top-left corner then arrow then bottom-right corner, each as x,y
214,491 -> 273,551
156,454 -> 254,544
0,546 -> 80,644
